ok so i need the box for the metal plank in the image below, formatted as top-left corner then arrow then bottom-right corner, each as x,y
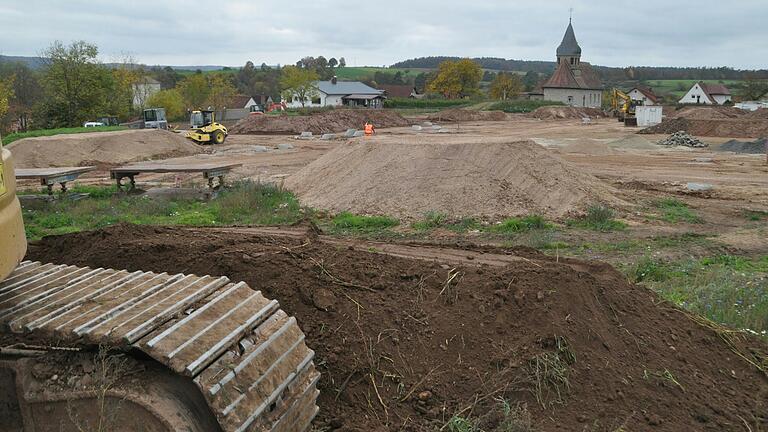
0,267 -> 101,320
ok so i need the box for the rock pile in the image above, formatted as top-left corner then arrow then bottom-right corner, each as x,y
658,131 -> 708,147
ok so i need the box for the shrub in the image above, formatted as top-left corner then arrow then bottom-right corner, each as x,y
568,205 -> 627,231
487,100 -> 564,113
383,98 -> 471,109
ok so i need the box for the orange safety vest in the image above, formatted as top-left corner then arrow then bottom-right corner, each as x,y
364,124 -> 374,136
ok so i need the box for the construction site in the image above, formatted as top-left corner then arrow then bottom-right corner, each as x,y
1,9 -> 768,432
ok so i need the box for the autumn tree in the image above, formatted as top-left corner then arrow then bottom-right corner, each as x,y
147,89 -> 185,120
280,66 -> 318,107
489,72 -> 524,100
0,75 -> 15,126
427,59 -> 482,99
739,75 -> 768,101
206,73 -> 237,109
178,73 -> 210,109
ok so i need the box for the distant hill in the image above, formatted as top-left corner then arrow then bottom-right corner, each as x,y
392,56 -> 768,82
0,55 -> 46,69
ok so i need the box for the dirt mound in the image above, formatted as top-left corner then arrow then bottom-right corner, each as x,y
639,117 -> 768,138
529,106 -> 606,120
285,139 -> 623,220
6,129 -> 202,168
670,106 -> 747,120
606,135 -> 659,150
427,109 -> 508,122
28,225 -> 768,432
717,137 -> 767,154
744,108 -> 768,119
229,109 -> 410,135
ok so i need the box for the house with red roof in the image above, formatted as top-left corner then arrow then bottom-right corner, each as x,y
627,86 -> 660,106
678,82 -> 732,105
542,19 -> 603,108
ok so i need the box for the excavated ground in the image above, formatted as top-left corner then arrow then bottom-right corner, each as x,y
28,224 -> 768,432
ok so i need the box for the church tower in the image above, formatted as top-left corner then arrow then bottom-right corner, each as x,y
556,19 -> 582,68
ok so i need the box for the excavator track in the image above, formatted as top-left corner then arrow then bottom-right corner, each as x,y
0,261 -> 319,432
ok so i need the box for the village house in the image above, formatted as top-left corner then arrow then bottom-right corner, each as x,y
542,19 -> 603,108
627,86 -> 659,106
132,76 -> 161,108
285,77 -> 384,108
678,82 -> 732,105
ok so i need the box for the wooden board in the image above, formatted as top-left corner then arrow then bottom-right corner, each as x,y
15,167 -> 95,179
110,162 -> 242,175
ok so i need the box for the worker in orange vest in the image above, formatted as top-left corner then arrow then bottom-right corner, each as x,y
364,121 -> 375,137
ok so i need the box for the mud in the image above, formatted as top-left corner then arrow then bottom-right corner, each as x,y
229,109 -> 410,135
28,224 -> 768,432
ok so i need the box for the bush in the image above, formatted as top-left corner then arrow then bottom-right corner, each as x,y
489,215 -> 549,233
487,100 -> 564,113
568,205 -> 627,231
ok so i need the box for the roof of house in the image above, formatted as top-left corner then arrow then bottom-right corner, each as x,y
556,21 -> 582,57
317,80 -> 382,96
542,61 -> 602,90
342,94 -> 383,100
224,95 -> 253,108
378,84 -> 414,98
699,82 -> 731,96
630,86 -> 659,103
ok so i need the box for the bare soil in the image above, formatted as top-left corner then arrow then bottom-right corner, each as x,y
639,117 -> 768,138
529,106 -> 607,120
229,110 -> 410,135
427,109 -> 508,122
28,224 -> 768,432
284,138 -> 624,220
6,129 -> 203,169
669,106 -> 747,120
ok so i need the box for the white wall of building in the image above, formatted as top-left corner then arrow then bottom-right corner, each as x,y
678,83 -> 731,105
628,89 -> 656,106
712,94 -> 732,105
543,88 -> 601,108
636,106 -> 663,127
133,82 -> 161,108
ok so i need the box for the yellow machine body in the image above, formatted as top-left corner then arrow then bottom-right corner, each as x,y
0,145 -> 28,281
185,110 -> 228,145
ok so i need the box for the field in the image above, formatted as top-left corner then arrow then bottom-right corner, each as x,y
644,79 -> 743,100
1,125 -> 125,145
8,109 -> 768,430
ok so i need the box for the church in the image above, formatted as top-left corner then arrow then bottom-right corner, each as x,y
542,20 -> 603,108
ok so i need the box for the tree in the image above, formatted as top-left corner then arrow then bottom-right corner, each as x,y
147,89 -> 185,120
236,61 -> 258,94
206,74 -> 237,109
489,72 -> 523,100
40,40 -> 111,126
427,59 -> 482,99
522,71 -> 539,91
0,75 -> 15,125
108,65 -> 139,118
414,72 -> 428,93
155,66 -> 181,89
739,76 -> 768,101
178,74 -> 210,108
0,63 -> 40,131
328,58 -> 338,68
280,65 -> 318,107
338,57 -> 346,68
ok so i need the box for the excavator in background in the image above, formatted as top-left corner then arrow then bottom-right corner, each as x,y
186,109 -> 229,145
0,138 -> 319,431
610,88 -> 639,126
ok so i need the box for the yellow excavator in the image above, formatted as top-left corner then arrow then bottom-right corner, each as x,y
186,110 -> 228,145
610,88 -> 639,126
0,139 -> 318,431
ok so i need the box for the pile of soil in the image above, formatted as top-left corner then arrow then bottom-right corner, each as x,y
669,106 -> 746,120
284,139 -> 624,220
6,129 -> 202,168
28,225 -> 768,432
744,108 -> 768,120
639,117 -> 768,138
717,137 -> 767,154
529,106 -> 606,120
229,109 -> 410,135
427,109 -> 508,122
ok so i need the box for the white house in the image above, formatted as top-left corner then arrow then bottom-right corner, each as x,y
542,20 -> 603,108
285,77 -> 384,108
132,76 -> 161,108
678,82 -> 732,105
627,87 -> 659,106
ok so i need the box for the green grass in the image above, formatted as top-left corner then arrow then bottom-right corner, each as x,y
330,212 -> 399,233
383,98 -> 471,109
486,99 -> 564,113
654,198 -> 703,224
412,211 -> 448,231
488,215 -> 549,233
22,181 -> 303,240
628,255 -> 768,335
2,126 -> 126,146
567,205 -> 627,232
743,209 -> 768,221
333,66 -> 428,81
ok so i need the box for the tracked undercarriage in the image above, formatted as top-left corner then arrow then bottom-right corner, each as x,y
0,261 -> 319,432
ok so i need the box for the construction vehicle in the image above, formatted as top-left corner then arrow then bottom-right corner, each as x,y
142,108 -> 168,129
610,89 -> 640,126
186,110 -> 228,145
0,138 -> 319,431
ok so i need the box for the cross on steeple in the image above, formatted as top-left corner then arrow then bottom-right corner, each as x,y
569,8 -> 573,23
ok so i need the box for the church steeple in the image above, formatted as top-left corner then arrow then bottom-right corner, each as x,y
556,20 -> 582,67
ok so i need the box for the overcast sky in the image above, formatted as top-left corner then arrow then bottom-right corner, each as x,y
0,0 -> 766,69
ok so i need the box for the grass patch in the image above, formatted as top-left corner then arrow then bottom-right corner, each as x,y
412,211 -> 448,231
628,255 -> 768,335
2,126 -> 126,145
331,212 -> 399,233
654,198 -> 702,224
488,215 -> 549,234
22,181 -> 303,240
743,209 -> 768,221
526,336 -> 575,408
567,205 -> 627,232
383,97 -> 472,109
486,99 -> 564,113
446,400 -> 533,432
